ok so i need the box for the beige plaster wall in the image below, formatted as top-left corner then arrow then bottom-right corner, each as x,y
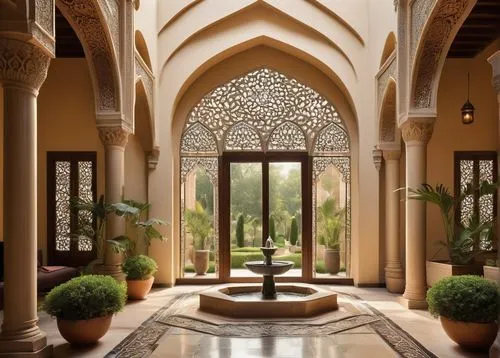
153,0 -> 398,285
37,59 -> 105,264
427,41 -> 500,260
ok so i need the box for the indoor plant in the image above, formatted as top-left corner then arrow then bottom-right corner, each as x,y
407,182 -> 496,286
122,254 -> 158,299
318,197 -> 345,275
426,275 -> 499,350
44,275 -> 127,345
185,201 -> 213,275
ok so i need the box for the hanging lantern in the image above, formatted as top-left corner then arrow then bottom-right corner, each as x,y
461,73 -> 475,125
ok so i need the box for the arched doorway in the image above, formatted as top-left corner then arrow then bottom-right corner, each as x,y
179,68 -> 352,283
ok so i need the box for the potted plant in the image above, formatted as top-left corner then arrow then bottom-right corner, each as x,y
122,255 -> 158,300
407,182 -> 496,286
426,275 -> 499,350
484,259 -> 500,283
318,197 -> 345,275
185,201 -> 213,275
44,275 -> 126,345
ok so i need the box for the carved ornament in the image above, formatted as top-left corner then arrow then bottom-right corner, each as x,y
401,120 -> 434,143
0,38 -> 51,91
372,148 -> 383,171
98,127 -> 130,147
412,0 -> 471,108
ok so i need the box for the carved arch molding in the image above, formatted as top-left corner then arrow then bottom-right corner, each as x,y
56,0 -> 121,112
411,0 -> 473,109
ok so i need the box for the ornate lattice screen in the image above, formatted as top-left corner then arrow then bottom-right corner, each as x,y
180,67 -> 352,278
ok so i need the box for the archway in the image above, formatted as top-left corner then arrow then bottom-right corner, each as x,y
178,67 -> 352,283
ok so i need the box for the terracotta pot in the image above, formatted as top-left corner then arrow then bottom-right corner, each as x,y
483,266 -> 500,283
324,249 -> 340,275
426,260 -> 483,287
57,315 -> 112,345
195,250 -> 210,275
440,316 -> 498,350
126,276 -> 154,300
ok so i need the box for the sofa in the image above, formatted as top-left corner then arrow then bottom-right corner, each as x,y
0,242 -> 79,310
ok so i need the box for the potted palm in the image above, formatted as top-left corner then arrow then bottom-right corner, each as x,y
407,182 -> 496,286
122,255 -> 158,299
426,275 -> 499,350
185,201 -> 213,275
44,275 -> 127,345
318,197 -> 345,275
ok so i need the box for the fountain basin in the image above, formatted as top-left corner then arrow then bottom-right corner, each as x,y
199,284 -> 338,318
245,261 -> 294,276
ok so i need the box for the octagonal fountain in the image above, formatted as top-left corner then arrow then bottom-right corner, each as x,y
199,238 -> 338,318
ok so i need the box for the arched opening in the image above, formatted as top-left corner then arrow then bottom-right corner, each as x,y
179,67 -> 352,282
135,30 -> 152,71
379,80 -> 397,143
380,32 -> 396,67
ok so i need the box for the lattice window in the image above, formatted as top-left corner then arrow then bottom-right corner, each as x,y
268,122 -> 306,151
182,67 -> 348,154
455,152 -> 497,251
48,152 -> 97,266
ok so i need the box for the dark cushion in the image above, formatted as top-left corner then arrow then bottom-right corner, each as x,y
37,267 -> 79,293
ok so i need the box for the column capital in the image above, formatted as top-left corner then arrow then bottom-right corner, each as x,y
0,38 -> 51,92
383,150 -> 401,161
98,126 -> 130,148
401,118 -> 435,144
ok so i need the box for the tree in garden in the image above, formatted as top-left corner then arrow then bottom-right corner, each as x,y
250,217 -> 261,247
269,215 -> 276,241
236,214 -> 245,248
290,216 -> 299,246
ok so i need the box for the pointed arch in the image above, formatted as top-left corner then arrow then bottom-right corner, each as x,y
379,79 -> 397,143
135,30 -> 152,70
181,122 -> 218,154
224,122 -> 263,151
314,123 -> 350,154
380,32 -> 396,67
267,122 -> 307,151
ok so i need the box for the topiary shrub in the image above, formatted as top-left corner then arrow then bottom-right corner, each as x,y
269,215 -> 276,241
290,216 -> 298,246
236,214 -> 245,248
426,275 -> 499,323
122,255 -> 158,280
44,275 -> 127,321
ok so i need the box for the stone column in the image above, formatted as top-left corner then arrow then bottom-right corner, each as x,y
97,127 -> 130,280
400,118 -> 434,309
0,39 -> 53,356
383,150 -> 405,293
487,50 -> 500,358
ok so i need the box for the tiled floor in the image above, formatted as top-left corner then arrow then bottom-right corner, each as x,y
10,285 -> 491,357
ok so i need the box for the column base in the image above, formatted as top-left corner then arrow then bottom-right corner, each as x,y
398,296 -> 428,310
385,276 -> 405,294
0,331 -> 52,357
94,264 -> 126,281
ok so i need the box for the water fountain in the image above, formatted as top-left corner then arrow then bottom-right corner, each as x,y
199,238 -> 339,318
244,237 -> 294,299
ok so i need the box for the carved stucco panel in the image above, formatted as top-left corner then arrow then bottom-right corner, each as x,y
98,0 -> 120,57
410,0 -> 436,62
57,0 -> 119,112
0,38 -> 51,91
135,52 -> 154,118
412,0 -> 471,109
377,56 -> 396,111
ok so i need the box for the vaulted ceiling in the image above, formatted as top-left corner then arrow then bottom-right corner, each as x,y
448,0 -> 500,58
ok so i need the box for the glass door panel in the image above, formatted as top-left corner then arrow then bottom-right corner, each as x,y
230,162 -> 263,278
313,164 -> 348,278
269,162 -> 303,277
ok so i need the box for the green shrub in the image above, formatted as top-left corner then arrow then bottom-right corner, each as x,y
44,275 -> 126,320
231,247 -> 262,253
269,215 -> 276,241
274,253 -> 302,268
290,216 -> 298,246
122,255 -> 158,280
426,275 -> 499,323
231,252 -> 265,268
236,214 -> 245,248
